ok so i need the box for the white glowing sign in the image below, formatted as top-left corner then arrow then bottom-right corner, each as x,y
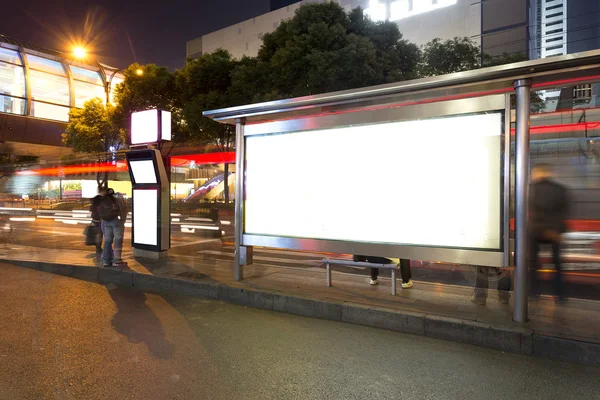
130,109 -> 172,145
244,113 -> 502,250
133,188 -> 158,246
365,0 -> 458,22
129,160 -> 158,184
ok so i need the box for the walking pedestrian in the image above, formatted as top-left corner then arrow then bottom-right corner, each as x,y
528,164 -> 568,302
471,266 -> 511,305
97,188 -> 128,268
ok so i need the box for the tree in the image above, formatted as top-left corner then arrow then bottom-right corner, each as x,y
63,98 -> 125,154
347,8 -> 420,83
113,63 -> 185,149
176,49 -> 237,151
63,98 -> 126,188
254,3 -> 420,98
420,37 -> 480,77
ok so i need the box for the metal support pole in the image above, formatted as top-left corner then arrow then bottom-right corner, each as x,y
391,269 -> 396,296
326,263 -> 331,287
513,79 -> 532,324
233,118 -> 246,281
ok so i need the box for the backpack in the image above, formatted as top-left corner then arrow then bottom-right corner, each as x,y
98,195 -> 120,221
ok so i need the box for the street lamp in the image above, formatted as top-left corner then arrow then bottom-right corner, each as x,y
73,46 -> 86,59
105,67 -> 143,104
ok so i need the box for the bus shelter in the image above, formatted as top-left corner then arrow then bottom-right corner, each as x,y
204,50 -> 600,323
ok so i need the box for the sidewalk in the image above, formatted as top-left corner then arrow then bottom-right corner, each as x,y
1,243 -> 599,365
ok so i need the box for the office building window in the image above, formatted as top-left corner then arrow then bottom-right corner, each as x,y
0,47 -> 26,115
26,54 -> 70,122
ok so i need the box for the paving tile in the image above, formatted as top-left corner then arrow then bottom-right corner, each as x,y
4,243 -> 600,347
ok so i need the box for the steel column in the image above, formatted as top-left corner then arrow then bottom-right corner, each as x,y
513,79 -> 532,323
503,93 -> 512,268
233,118 -> 246,281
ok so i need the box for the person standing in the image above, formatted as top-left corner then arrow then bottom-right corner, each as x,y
529,164 -> 568,302
89,187 -> 104,255
98,188 -> 128,268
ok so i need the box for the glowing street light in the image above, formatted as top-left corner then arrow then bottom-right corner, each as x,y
73,47 -> 86,59
136,68 -> 144,76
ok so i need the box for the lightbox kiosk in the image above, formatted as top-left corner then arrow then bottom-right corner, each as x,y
126,109 -> 172,259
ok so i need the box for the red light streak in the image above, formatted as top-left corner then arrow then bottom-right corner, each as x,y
510,121 -> 600,135
16,162 -> 128,177
171,152 -> 236,166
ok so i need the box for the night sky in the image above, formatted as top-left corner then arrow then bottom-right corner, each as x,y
0,0 -> 270,69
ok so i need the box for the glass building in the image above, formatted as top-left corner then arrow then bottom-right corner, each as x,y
0,34 -> 123,123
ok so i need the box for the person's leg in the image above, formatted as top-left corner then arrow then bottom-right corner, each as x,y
497,268 -> 512,303
113,222 -> 125,264
95,222 -> 103,252
473,266 -> 489,303
399,259 -> 412,283
551,241 -> 565,301
528,235 -> 541,296
102,221 -> 114,266
370,268 -> 379,280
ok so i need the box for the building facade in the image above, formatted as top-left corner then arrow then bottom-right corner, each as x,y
187,0 -> 481,60
0,35 -> 124,158
188,0 -> 600,64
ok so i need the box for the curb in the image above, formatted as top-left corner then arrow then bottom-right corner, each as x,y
10,259 -> 600,366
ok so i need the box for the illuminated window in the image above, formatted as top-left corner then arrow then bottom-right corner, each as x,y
70,65 -> 105,107
0,47 -> 22,64
30,101 -> 70,122
365,0 -> 387,21
73,80 -> 105,107
0,48 -> 26,115
29,70 -> 69,106
26,54 -> 66,76
70,66 -> 103,85
26,53 -> 71,121
391,0 -> 457,21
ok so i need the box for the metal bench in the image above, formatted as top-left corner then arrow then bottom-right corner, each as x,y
322,258 -> 399,295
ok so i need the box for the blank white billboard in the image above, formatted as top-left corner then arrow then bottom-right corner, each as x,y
133,189 -> 158,246
244,113 -> 502,250
129,160 -> 158,184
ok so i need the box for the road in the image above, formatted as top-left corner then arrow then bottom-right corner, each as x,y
1,262 -> 599,400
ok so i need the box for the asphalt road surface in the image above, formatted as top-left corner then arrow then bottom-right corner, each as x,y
1,262 -> 599,400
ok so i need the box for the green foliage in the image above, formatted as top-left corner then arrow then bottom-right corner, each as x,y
175,50 -> 236,150
254,3 -> 419,97
420,37 -> 481,77
112,63 -> 187,145
62,98 -> 125,153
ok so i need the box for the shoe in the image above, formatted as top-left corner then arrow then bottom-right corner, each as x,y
369,279 -> 379,285
471,295 -> 486,305
498,297 -> 510,304
113,261 -> 128,268
401,280 -> 413,289
102,264 -> 114,268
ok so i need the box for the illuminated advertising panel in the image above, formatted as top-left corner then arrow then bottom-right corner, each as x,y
129,160 -> 158,184
133,188 -> 158,246
130,109 -> 172,144
244,112 -> 502,250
